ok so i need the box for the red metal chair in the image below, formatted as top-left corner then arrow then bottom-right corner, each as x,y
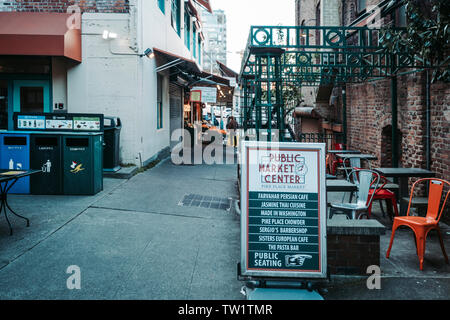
386,178 -> 450,270
330,143 -> 344,175
367,174 -> 399,219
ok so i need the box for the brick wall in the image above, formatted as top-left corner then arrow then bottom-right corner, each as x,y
327,234 -> 381,275
345,72 -> 450,221
0,0 -> 130,13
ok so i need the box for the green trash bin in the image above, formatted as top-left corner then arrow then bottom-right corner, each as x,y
30,134 -> 63,195
63,133 -> 103,195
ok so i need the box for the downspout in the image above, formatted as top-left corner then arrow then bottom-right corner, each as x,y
391,12 -> 399,168
342,0 -> 347,147
425,69 -> 431,170
342,86 -> 347,146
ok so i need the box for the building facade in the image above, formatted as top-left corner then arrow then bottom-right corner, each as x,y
0,0 -> 212,167
201,9 -> 227,75
294,0 -> 449,197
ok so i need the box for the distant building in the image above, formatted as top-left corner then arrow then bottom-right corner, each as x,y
0,0 -> 213,166
201,9 -> 227,75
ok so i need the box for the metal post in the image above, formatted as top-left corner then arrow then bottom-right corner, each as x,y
425,69 -> 431,170
342,85 -> 347,147
391,75 -> 399,168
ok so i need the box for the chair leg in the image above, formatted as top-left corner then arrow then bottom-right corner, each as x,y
379,199 -> 385,217
329,207 -> 334,219
386,220 -> 399,259
436,227 -> 449,264
391,196 -> 399,217
412,228 -> 426,271
367,202 -> 373,218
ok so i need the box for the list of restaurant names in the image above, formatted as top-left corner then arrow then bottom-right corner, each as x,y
245,147 -> 322,273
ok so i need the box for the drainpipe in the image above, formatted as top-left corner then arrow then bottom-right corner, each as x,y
342,85 -> 347,146
425,69 -> 431,170
391,76 -> 398,168
391,12 -> 399,168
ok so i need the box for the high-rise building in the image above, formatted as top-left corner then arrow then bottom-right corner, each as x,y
201,9 -> 227,74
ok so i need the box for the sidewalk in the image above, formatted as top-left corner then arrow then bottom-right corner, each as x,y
0,159 -> 243,299
0,156 -> 449,300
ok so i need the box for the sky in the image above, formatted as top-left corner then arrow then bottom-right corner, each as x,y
209,0 -> 295,73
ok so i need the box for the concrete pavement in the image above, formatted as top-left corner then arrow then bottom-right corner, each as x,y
0,155 -> 449,300
0,159 -> 243,299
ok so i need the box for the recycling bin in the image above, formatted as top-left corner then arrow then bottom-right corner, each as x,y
63,133 -> 103,195
0,133 -> 30,194
30,134 -> 63,195
103,117 -> 122,171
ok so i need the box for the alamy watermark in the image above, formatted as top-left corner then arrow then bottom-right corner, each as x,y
366,265 -> 381,290
66,5 -> 81,30
66,265 -> 81,290
170,125 -> 286,165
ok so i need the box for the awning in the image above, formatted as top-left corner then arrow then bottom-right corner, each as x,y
153,48 -> 230,86
153,48 -> 201,75
0,12 -> 82,62
294,107 -> 322,118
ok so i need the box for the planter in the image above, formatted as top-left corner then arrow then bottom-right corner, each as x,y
333,123 -> 343,132
322,121 -> 332,130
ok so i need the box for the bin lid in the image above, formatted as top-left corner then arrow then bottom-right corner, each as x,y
104,117 -> 121,128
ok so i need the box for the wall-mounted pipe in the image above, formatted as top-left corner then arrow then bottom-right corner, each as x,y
425,69 -> 431,170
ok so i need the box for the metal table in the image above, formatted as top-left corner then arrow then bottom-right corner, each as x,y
327,150 -> 360,154
336,153 -> 378,161
373,167 -> 435,214
326,179 -> 357,192
0,170 -> 42,235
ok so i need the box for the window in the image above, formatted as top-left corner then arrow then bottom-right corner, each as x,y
158,0 -> 165,14
357,0 -> 367,14
193,25 -> 197,58
171,0 -> 181,36
198,38 -> 202,64
397,4 -> 407,27
157,75 -> 163,129
184,10 -> 191,49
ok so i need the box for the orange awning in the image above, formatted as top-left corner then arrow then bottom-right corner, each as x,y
0,12 -> 81,62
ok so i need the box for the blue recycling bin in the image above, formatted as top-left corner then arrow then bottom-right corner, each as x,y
0,133 -> 30,194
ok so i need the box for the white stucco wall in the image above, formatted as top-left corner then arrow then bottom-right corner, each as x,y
62,1 -> 203,166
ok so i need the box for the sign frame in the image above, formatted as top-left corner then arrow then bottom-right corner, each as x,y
190,90 -> 202,103
240,141 -> 327,279
13,113 -> 104,132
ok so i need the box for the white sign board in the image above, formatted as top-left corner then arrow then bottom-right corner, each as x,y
191,86 -> 217,103
240,141 -> 327,279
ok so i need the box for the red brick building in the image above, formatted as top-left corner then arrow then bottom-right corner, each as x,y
296,0 -> 449,194
0,0 -> 129,13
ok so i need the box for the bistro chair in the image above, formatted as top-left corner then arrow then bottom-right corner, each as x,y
386,178 -> 450,270
362,171 -> 400,220
329,169 -> 380,220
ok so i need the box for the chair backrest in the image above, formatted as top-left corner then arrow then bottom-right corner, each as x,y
407,178 -> 450,221
347,169 -> 380,207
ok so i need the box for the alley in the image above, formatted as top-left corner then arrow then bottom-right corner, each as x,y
0,160 -> 243,300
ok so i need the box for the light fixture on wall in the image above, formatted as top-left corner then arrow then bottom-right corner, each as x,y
140,48 -> 155,59
102,30 -> 118,40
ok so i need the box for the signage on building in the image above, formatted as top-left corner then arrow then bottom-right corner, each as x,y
190,90 -> 202,103
191,86 -> 217,103
14,113 -> 104,132
240,141 -> 327,279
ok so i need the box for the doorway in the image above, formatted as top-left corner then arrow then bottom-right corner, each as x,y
13,80 -> 51,114
0,80 -> 8,129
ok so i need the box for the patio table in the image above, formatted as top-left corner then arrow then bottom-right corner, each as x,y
326,179 -> 357,192
335,153 -> 378,161
327,149 -> 360,154
373,167 -> 435,214
0,169 -> 42,235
